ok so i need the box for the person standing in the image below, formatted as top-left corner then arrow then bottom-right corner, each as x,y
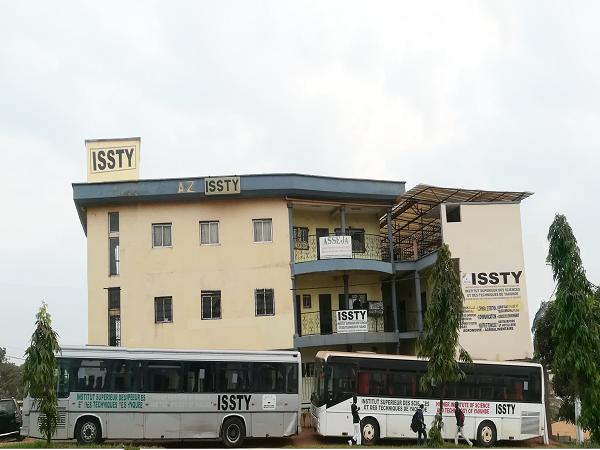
348,396 -> 361,446
412,404 -> 427,445
454,401 -> 473,446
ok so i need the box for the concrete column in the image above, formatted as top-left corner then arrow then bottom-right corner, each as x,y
292,276 -> 299,338
415,271 -> 424,332
386,209 -> 394,263
343,273 -> 349,310
340,206 -> 346,234
391,276 -> 399,333
288,203 -> 295,267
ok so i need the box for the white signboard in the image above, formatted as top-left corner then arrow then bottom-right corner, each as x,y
262,394 -> 276,410
319,235 -> 352,259
336,310 -> 368,333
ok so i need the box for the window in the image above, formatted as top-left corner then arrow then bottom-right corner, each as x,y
108,288 -> 121,347
446,204 -> 461,222
152,223 -> 172,247
253,219 -> 272,242
108,212 -> 120,276
293,226 -> 309,250
218,362 -> 252,392
185,362 -> 216,393
108,212 -> 119,234
255,288 -> 274,316
145,361 -> 182,392
154,296 -> 173,323
334,227 -> 365,252
302,294 -> 311,309
109,360 -> 135,391
72,359 -> 109,391
200,221 -> 219,245
201,290 -> 221,320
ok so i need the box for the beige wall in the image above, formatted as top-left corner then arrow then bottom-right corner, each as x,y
87,198 -> 294,350
292,209 -> 381,235
441,202 -> 533,361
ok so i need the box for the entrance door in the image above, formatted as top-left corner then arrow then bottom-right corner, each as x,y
316,228 -> 329,260
319,294 -> 332,334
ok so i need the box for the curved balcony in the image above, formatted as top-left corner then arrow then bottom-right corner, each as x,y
292,234 -> 393,275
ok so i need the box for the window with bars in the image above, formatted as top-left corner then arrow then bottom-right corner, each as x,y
293,226 -> 309,250
108,212 -> 120,275
253,219 -> 272,242
108,288 -> 121,347
255,288 -> 274,316
201,290 -> 221,319
200,221 -> 220,245
154,296 -> 173,323
302,294 -> 311,309
152,223 -> 172,247
334,227 -> 366,253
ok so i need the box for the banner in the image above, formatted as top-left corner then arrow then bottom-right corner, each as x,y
336,310 -> 368,333
319,235 -> 352,259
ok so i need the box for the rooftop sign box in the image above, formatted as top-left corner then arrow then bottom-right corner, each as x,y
86,137 -> 140,183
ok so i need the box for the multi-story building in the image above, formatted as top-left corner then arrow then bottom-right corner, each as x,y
74,138 -> 534,401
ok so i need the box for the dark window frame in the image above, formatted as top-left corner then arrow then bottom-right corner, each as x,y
293,226 -> 309,250
154,296 -> 173,323
201,290 -> 222,320
152,223 -> 173,247
255,288 -> 275,316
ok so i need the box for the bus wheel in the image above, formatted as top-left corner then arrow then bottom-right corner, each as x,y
222,417 -> 246,448
477,421 -> 497,447
361,418 -> 379,445
75,417 -> 101,444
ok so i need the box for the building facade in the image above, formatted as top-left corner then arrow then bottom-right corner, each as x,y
74,138 -> 534,401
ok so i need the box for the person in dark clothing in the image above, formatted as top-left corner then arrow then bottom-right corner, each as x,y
413,404 -> 427,445
454,401 -> 473,446
348,396 -> 361,445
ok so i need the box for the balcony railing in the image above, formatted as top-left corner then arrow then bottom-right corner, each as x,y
299,309 -> 387,336
294,234 -> 390,263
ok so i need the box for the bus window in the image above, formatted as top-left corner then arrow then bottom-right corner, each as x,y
330,364 -> 356,404
285,363 -> 299,394
254,363 -> 283,393
71,359 -> 108,392
145,362 -> 182,392
185,362 -> 215,393
218,362 -> 252,393
388,371 -> 415,397
110,360 -> 135,391
57,359 -> 71,398
357,371 -> 369,396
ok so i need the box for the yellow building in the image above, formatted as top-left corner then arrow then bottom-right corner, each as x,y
74,138 -> 534,401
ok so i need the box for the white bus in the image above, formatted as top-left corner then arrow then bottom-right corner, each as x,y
310,351 -> 545,447
22,346 -> 301,447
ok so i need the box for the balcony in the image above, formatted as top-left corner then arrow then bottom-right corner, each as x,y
294,307 -> 400,348
292,233 -> 393,275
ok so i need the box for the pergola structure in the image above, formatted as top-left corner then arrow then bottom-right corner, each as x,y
382,184 -> 533,261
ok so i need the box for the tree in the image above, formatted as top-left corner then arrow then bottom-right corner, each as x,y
0,348 -> 24,399
547,214 -> 600,443
22,303 -> 61,443
416,244 -> 472,447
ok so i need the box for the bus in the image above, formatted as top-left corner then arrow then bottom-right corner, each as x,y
22,346 -> 301,447
310,351 -> 545,447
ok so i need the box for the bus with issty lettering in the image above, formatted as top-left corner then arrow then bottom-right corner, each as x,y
22,346 -> 300,447
311,351 -> 545,447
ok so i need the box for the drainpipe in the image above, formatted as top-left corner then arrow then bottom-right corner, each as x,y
292,276 -> 298,339
415,271 -> 424,332
288,203 -> 295,267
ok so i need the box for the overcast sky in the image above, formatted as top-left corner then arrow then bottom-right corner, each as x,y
1,1 -> 598,363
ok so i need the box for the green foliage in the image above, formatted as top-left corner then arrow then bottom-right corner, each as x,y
416,244 -> 472,446
22,303 -> 61,443
427,414 -> 444,447
547,214 -> 600,443
0,347 -> 24,399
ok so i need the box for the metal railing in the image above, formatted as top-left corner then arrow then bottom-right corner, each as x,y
294,233 -> 389,263
299,309 -> 386,336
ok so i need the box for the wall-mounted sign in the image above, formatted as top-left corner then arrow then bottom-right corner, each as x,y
86,138 -> 140,183
204,177 -> 241,195
336,310 -> 368,333
461,269 -> 523,333
319,235 -> 352,259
